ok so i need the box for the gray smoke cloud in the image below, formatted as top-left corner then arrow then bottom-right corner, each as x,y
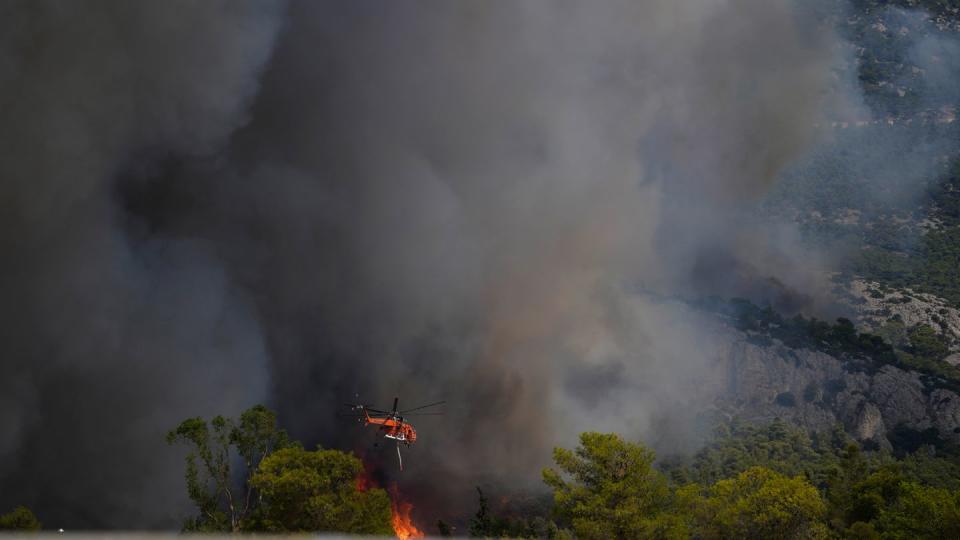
0,0 -> 857,529
217,0 -> 840,518
770,4 -> 960,274
0,0 -> 285,528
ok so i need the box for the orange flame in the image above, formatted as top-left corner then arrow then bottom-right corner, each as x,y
391,495 -> 424,540
355,461 -> 424,539
355,460 -> 375,492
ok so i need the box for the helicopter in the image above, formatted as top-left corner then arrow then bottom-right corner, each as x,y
343,396 -> 444,470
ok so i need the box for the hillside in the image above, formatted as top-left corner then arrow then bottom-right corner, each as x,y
683,0 -> 960,505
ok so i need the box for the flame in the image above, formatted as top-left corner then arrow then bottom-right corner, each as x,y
391,495 -> 424,540
355,460 -> 375,492
355,460 -> 423,539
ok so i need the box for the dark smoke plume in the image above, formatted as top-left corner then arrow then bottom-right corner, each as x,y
0,0 -> 864,528
0,0 -> 284,527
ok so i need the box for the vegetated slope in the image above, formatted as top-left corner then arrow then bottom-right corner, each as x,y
631,0 -> 960,473
767,0 -> 960,308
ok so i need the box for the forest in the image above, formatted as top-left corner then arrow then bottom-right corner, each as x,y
5,406 -> 960,539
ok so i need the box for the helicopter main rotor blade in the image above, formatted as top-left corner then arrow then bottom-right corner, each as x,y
398,412 -> 444,416
342,403 -> 392,414
338,411 -> 392,419
398,400 -> 446,414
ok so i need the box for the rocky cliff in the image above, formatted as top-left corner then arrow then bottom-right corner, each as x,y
712,332 -> 960,451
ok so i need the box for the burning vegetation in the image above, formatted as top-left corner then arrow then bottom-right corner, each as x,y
390,492 -> 425,540
165,406 -> 394,535
355,459 -> 424,539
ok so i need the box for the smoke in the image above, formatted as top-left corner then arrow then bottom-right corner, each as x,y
769,4 -> 960,273
0,0 -> 285,528
0,0 -> 863,529
215,0 -> 840,519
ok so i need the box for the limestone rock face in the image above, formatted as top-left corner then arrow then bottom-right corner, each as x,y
714,333 -> 960,447
850,402 -> 888,450
930,389 -> 960,441
848,279 -> 960,353
871,366 -> 930,430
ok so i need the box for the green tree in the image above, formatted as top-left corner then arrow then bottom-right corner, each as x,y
874,482 -> 960,539
825,461 -> 960,538
825,444 -> 871,531
906,325 -> 950,361
542,432 -> 680,539
697,466 -> 827,540
468,487 -> 494,537
667,418 -> 847,488
467,487 -> 562,539
0,506 -> 41,531
249,446 -> 393,535
846,520 -> 880,540
166,404 -> 293,532
845,467 -> 906,526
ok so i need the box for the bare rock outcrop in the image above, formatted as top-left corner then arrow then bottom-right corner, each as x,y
848,279 -> 960,353
713,333 -> 960,448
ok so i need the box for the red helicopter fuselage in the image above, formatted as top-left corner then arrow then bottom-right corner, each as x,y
362,410 -> 418,445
